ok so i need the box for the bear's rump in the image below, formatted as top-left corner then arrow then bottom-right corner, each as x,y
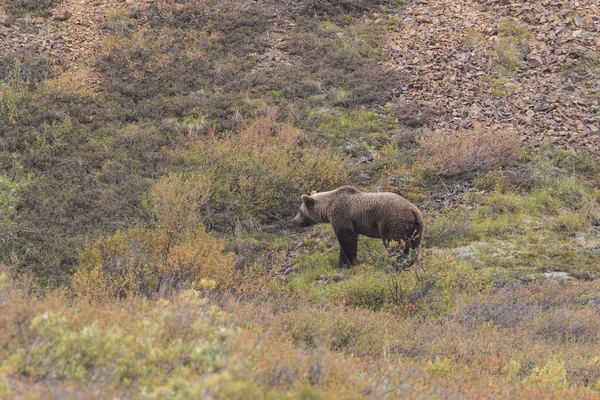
353,206 -> 419,242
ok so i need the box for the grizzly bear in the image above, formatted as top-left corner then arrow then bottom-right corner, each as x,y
292,186 -> 424,267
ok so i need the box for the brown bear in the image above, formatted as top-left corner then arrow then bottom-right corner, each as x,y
292,186 -> 424,267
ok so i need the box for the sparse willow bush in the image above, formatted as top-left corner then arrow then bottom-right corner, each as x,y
473,169 -> 511,192
546,176 -> 589,210
418,126 -> 522,177
44,67 -> 98,101
147,170 -> 212,236
402,249 -> 492,316
106,8 -> 131,33
530,189 -> 564,215
536,308 -> 599,344
275,0 -> 405,17
180,112 -> 348,233
0,160 -> 31,229
470,213 -> 518,239
281,303 -> 384,356
308,108 -> 398,148
522,359 -> 569,389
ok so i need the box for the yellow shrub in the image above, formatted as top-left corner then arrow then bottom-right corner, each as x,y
523,359 -> 568,389
426,356 -> 455,377
72,227 -> 236,300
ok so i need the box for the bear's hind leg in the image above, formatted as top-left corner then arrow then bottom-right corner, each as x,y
388,239 -> 419,271
336,228 -> 358,267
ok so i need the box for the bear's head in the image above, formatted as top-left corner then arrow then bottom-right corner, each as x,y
292,194 -> 319,227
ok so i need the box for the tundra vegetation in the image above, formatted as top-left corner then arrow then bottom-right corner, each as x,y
1,0 -> 600,398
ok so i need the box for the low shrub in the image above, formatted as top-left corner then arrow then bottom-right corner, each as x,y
536,308 -> 599,344
473,170 -> 511,193
479,192 -> 525,216
275,0 -> 405,17
418,126 -> 522,177
308,108 -> 398,148
335,275 -> 387,310
470,214 -> 519,239
72,170 -> 234,299
549,211 -> 590,235
0,288 -> 234,397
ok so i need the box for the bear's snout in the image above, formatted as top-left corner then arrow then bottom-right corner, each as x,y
292,213 -> 301,225
293,212 -> 317,228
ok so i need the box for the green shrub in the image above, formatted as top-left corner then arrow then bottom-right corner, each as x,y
470,214 -> 518,239
548,176 -> 588,210
530,189 -> 563,215
3,291 -> 233,394
309,107 -> 398,148
0,160 -> 31,229
479,192 -> 525,215
495,21 -> 533,75
523,359 -> 568,389
276,0 -> 406,18
336,276 -> 387,310
549,212 -> 590,235
105,8 -> 131,33
473,170 -> 511,193
426,357 -> 455,377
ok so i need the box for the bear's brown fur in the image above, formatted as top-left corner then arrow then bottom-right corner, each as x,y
292,186 -> 424,266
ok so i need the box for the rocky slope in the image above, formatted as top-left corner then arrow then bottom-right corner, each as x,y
384,0 -> 600,147
1,0 -> 599,147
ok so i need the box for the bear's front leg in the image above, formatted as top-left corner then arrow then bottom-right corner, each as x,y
335,228 -> 358,266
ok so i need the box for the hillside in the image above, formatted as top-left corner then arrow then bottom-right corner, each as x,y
1,0 -> 600,398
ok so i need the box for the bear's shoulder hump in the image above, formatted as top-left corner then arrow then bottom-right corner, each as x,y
336,186 -> 360,195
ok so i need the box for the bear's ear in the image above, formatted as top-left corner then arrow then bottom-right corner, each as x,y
301,194 -> 315,208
